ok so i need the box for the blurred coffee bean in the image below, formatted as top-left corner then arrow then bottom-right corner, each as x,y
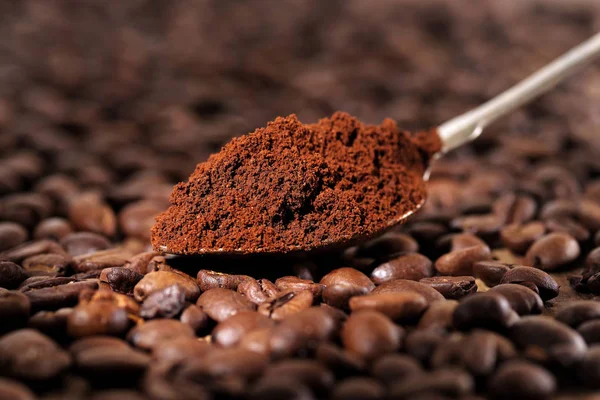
127,319 -> 195,350
33,217 -> 73,241
180,304 -> 210,334
315,342 -> 365,377
0,193 -> 52,228
275,276 -> 324,297
0,239 -> 67,263
23,279 -> 98,312
258,290 -> 313,320
197,269 -> 251,291
417,299 -> 458,332
28,308 -> 72,339
453,292 -> 519,331
419,276 -> 477,299
349,292 -> 427,322
196,288 -> 255,322
67,192 -> 116,237
0,289 -> 30,333
489,284 -> 544,315
555,301 -> 600,328
371,354 -> 422,386
473,261 -> 511,287
75,346 -> 151,383
0,329 -> 71,380
212,311 -> 274,347
525,232 -> 580,271
239,327 -> 274,357
152,336 -> 211,364
488,360 -> 556,400
437,233 -> 487,253
356,232 -> 419,259
140,284 -> 186,319
73,248 -> 131,273
577,346 -> 600,389
462,330 -> 516,376
546,216 -> 590,242
0,378 -> 36,400
118,200 -> 165,240
60,232 -> 112,257
500,266 -> 560,300
260,359 -> 334,395
81,289 -> 140,315
69,336 -> 130,356
578,320 -> 600,345
322,283 -> 369,310
89,390 -> 148,400
435,245 -> 492,276
238,278 -> 280,304
341,310 -> 402,360
22,253 -> 73,277
0,222 -> 28,251
493,193 -> 537,224
388,368 -> 474,399
331,377 -> 385,400
0,261 -> 27,288
500,222 -> 546,254
134,270 -> 200,302
67,299 -> 130,338
250,378 -> 314,400
178,347 -> 268,381
372,279 -> 445,303
404,329 -> 445,365
99,267 -> 143,295
371,253 -> 433,284
451,214 -> 504,236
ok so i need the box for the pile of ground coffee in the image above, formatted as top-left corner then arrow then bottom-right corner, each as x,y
151,112 -> 441,254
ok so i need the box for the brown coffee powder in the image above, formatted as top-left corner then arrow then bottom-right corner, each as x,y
151,112 -> 440,254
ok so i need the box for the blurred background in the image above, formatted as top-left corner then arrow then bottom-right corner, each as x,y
1,0 -> 600,246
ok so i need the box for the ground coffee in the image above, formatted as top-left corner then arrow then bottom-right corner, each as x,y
151,112 -> 441,254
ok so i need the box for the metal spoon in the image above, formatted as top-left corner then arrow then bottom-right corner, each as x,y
162,32 -> 600,257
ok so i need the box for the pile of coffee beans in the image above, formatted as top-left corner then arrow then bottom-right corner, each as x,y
2,0 -> 600,399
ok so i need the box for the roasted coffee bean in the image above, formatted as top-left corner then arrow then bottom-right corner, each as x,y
356,232 -> 419,259
546,216 -> 590,242
587,272 -> 600,294
81,289 -> 140,315
28,308 -> 72,339
322,283 -> 370,310
388,368 -> 474,399
67,192 -> 116,237
453,292 -> 519,331
127,319 -> 195,350
417,300 -> 458,332
0,239 -> 67,263
69,336 -> 130,356
197,270 -> 251,291
238,278 -> 280,305
510,316 -> 587,366
0,193 -> 52,228
275,276 -> 324,297
212,311 -> 274,347
437,233 -> 488,253
140,284 -> 186,319
500,222 -> 546,254
488,361 -> 556,400
23,279 -> 99,312
0,222 -> 28,251
0,289 -> 30,332
349,292 -> 427,322
180,304 -> 210,334
125,251 -> 170,275
260,359 -> 335,395
134,270 -> 200,302
493,193 -> 537,224
435,245 -> 492,276
249,378 -> 314,400
341,310 -> 403,360
578,320 -> 600,345
258,290 -> 313,320
451,213 -> 504,236
19,276 -> 75,290
473,261 -> 511,287
293,263 -> 317,281
489,284 -> 544,315
67,299 -> 130,338
419,276 -> 477,299
75,346 -> 151,381
331,377 -> 385,400
73,248 -> 131,272
321,267 -> 375,291
315,342 -> 365,377
197,287 -> 256,322
89,390 -> 148,400
270,307 -> 342,358
22,253 -> 73,276
525,232 -> 580,271
144,361 -> 210,400
372,279 -> 445,303
371,253 -> 433,284
577,346 -> 600,389
370,354 -> 423,386
99,267 -> 143,295
118,200 -> 165,240
404,329 -> 446,365
500,266 -> 560,300
0,378 -> 36,400
0,329 -> 71,380
555,300 -> 600,328
152,337 -> 212,363
178,347 -> 268,380
33,217 -> 73,240
239,327 -> 274,356
60,232 -> 112,257
0,261 -> 27,288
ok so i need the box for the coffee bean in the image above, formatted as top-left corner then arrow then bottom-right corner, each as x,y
270,307 -> 341,358
75,346 -> 151,382
152,337 -> 212,363
180,304 -> 210,334
315,342 -> 365,377
451,213 -> 504,236
33,217 -> 73,241
239,327 -> 274,356
261,359 -> 335,395
22,253 -> 73,277
67,192 -> 116,237
331,377 -> 385,400
341,310 -> 403,360
197,269 -> 251,291
473,261 -> 511,287
322,283 -> 370,310
356,232 -> 419,259
546,216 -> 590,242
28,308 -> 72,339
74,249 -> 131,273
0,193 -> 52,228
349,292 -> 427,322
493,193 -> 537,224
258,290 -> 313,320
488,361 -> 556,400
60,232 -> 112,257
275,276 -> 324,297
128,319 -> 195,350
461,330 -> 516,376
134,270 -> 200,302
372,279 -> 445,304
370,354 -> 423,386
0,289 -> 30,333
388,368 -> 474,399
0,329 -> 71,380
0,222 -> 28,252
196,288 -> 255,322
67,298 -> 130,338
453,292 -> 519,331
555,300 -> 600,328
178,347 -> 268,380
578,320 -> 600,345
525,232 -> 580,271
144,361 -> 210,400
0,261 -> 27,288
577,346 -> 600,389
419,276 -> 477,299
404,329 -> 445,365
237,278 -> 280,304
500,266 -> 560,300
417,300 -> 458,332
89,390 -> 148,400
118,200 -> 164,240
69,336 -> 130,356
0,239 -> 67,263
140,284 -> 185,319
99,267 -> 143,295
212,311 -> 274,347
510,316 -> 587,366
0,378 -> 36,400
500,222 -> 546,254
125,251 -> 170,275
371,253 -> 433,284
435,245 -> 492,276
488,284 -> 544,315
250,378 -> 314,400
23,279 -> 99,312
437,233 -> 488,252
82,289 -> 140,315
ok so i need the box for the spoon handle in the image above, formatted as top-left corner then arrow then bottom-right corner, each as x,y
437,31 -> 600,153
